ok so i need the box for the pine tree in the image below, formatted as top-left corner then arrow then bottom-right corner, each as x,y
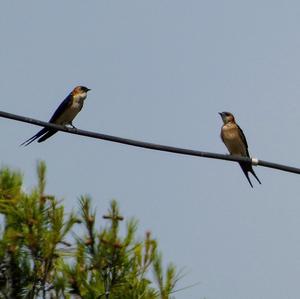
0,162 -> 179,299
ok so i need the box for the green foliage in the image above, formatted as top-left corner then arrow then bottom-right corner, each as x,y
0,162 -> 179,298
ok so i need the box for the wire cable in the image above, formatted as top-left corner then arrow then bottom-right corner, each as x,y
1,110 -> 299,175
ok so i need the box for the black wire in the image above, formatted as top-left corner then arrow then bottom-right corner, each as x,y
1,110 -> 300,175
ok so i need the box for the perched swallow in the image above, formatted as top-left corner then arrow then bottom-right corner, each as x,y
219,111 -> 261,188
21,86 -> 90,146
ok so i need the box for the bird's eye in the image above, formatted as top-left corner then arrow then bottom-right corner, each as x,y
81,86 -> 90,92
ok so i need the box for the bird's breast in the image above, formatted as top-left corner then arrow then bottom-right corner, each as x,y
56,98 -> 84,125
222,125 -> 246,156
71,97 -> 84,111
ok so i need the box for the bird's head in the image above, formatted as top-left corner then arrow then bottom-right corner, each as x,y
219,111 -> 235,124
72,86 -> 91,99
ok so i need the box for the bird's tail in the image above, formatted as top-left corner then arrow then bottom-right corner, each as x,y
238,162 -> 261,188
239,162 -> 253,188
37,130 -> 57,143
250,168 -> 261,185
20,127 -> 49,146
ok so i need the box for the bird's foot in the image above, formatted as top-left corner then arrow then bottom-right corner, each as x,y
68,123 -> 77,129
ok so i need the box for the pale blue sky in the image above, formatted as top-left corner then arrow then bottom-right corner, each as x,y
2,1 -> 300,298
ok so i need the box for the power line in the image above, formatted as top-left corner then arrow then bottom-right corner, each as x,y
1,110 -> 299,175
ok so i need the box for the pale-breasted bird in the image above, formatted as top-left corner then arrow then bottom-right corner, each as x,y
21,86 -> 90,146
219,111 -> 261,188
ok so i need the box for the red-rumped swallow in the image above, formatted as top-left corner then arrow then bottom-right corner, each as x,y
219,111 -> 261,188
21,86 -> 90,146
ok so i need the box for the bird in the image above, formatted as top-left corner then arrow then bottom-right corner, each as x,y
219,111 -> 261,188
21,86 -> 91,146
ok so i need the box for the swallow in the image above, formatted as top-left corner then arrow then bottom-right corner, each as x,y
219,111 -> 261,188
21,86 -> 90,146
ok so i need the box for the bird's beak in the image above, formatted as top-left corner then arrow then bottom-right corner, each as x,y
218,112 -> 223,117
87,88 -> 91,92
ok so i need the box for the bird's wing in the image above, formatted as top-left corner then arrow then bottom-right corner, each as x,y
21,92 -> 73,146
237,125 -> 250,157
49,93 -> 73,123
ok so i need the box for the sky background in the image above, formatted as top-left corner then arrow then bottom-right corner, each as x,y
1,1 -> 300,298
